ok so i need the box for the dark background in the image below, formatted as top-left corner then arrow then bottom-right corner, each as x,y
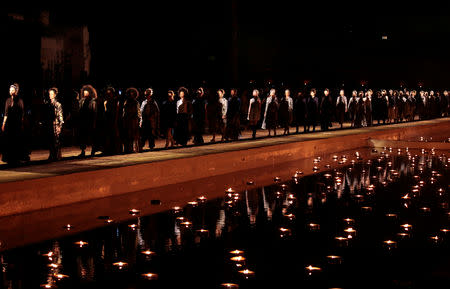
4,1 -> 450,93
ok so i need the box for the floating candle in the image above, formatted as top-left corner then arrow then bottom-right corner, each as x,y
308,223 -> 320,232
383,240 -> 397,249
63,224 -> 72,231
326,255 -> 342,265
113,261 -> 128,269
141,250 -> 156,256
53,274 -> 69,280
221,283 -> 239,288
305,265 -> 322,276
229,250 -> 244,255
141,273 -> 158,280
129,209 -> 140,215
74,241 -> 88,248
238,269 -> 255,279
400,224 -> 413,231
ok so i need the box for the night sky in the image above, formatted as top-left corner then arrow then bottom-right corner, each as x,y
5,1 -> 450,91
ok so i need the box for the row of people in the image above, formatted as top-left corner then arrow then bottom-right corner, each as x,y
2,84 -> 449,164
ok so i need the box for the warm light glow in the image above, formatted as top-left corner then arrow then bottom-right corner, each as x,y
141,273 -> 158,280
231,256 -> 246,262
230,250 -> 244,255
74,241 -> 88,247
113,261 -> 128,269
400,224 -> 412,231
54,274 -> 69,279
141,250 -> 156,256
221,283 -> 239,288
129,209 -> 140,215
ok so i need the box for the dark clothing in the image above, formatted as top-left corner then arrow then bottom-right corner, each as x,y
174,99 -> 192,146
306,96 -> 319,131
2,97 -> 27,164
206,98 -> 222,135
140,99 -> 160,149
161,99 -> 177,132
192,97 -> 207,144
248,97 -> 261,138
225,97 -> 241,140
92,97 -> 105,154
294,96 -> 307,132
319,95 -> 333,131
355,97 -> 365,128
104,97 -> 121,155
122,97 -> 141,153
78,96 -> 97,152
336,96 -> 347,127
278,98 -> 292,130
364,97 -> 372,126
265,98 -> 278,130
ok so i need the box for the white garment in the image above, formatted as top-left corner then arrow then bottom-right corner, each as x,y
261,95 -> 274,129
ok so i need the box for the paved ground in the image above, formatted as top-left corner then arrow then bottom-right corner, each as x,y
0,118 -> 448,184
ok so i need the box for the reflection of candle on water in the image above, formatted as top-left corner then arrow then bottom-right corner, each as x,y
397,232 -> 410,240
141,250 -> 156,256
230,250 -> 244,255
41,284 -> 53,288
128,224 -> 138,230
188,201 -> 198,206
63,224 -> 72,231
305,265 -> 322,276
54,274 -> 69,280
48,263 -> 59,269
344,227 -> 357,239
400,224 -> 412,231
274,177 -> 281,183
129,209 -> 140,215
141,273 -> 158,280
383,240 -> 397,250
113,261 -> 128,270
308,223 -> 320,232
343,218 -> 355,225
221,283 -> 239,288
74,241 -> 88,248
335,236 -> 349,247
326,255 -> 342,265
180,221 -> 192,228
279,227 -> 291,238
238,269 -> 255,279
230,256 -> 246,267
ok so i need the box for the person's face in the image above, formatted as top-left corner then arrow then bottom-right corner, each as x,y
352,91 -> 357,97
9,86 -> 16,96
324,90 -> 329,96
231,89 -> 236,96
179,91 -> 185,98
218,91 -> 223,98
83,90 -> 89,97
340,90 -> 344,96
310,91 -> 315,97
389,89 -> 393,95
285,90 -> 290,97
252,90 -> 258,97
49,90 -> 56,102
168,92 -> 174,100
270,89 -> 275,96
444,91 -> 448,96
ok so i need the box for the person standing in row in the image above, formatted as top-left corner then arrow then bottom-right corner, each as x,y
140,88 -> 160,150
217,89 -> 228,142
103,87 -> 121,155
47,88 -> 64,161
192,87 -> 207,145
2,83 -> 27,164
247,89 -> 261,139
122,87 -> 141,153
306,88 -> 319,132
364,89 -> 373,126
174,87 -> 192,146
278,89 -> 293,135
319,88 -> 333,131
206,89 -> 222,143
225,88 -> 241,141
161,90 -> 177,148
78,84 -> 97,157
294,91 -> 307,133
336,89 -> 347,129
262,88 -> 278,136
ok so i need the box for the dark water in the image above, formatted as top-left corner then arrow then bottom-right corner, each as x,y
1,149 -> 449,289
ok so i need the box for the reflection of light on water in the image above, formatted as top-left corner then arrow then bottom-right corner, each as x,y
221,283 -> 239,288
238,269 -> 255,279
74,241 -> 88,248
112,261 -> 128,270
141,273 -> 158,280
305,265 -> 321,276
